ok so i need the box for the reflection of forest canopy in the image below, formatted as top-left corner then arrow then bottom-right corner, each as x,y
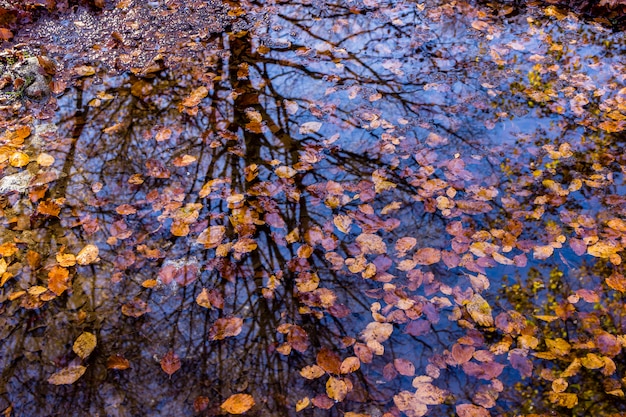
1,0 -> 626,416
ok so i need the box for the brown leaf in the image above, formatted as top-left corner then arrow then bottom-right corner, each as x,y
73,332 -> 97,359
456,403 -> 490,417
451,343 -> 475,365
317,347 -> 342,374
221,393 -> 255,414
287,325 -> 309,353
209,317 -> 243,340
37,199 -> 62,217
48,366 -> 87,385
413,248 -> 441,265
160,350 -> 181,377
194,396 -> 210,413
355,233 -> 387,255
393,391 -> 427,417
121,298 -> 150,317
197,225 -> 226,248
311,394 -> 334,409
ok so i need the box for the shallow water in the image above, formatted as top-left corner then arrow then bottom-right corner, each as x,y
1,0 -> 626,416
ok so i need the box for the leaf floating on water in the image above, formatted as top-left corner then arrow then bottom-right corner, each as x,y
209,317 -> 243,340
160,350 -> 181,377
299,121 -> 322,134
456,403 -> 490,417
326,376 -> 348,401
48,366 -> 86,385
465,294 -> 494,327
295,397 -> 310,411
221,393 -> 255,414
73,332 -> 97,359
76,244 -> 99,265
121,298 -> 150,317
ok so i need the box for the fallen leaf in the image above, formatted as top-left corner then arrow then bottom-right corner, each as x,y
221,393 -> 255,414
456,403 -> 490,417
210,317 -> 243,340
299,121 -> 322,134
73,332 -> 97,359
340,356 -> 360,374
326,377 -> 348,401
48,366 -> 86,385
300,365 -> 325,379
465,294 -> 494,327
76,244 -> 99,265
160,350 -> 181,377
106,355 -> 130,370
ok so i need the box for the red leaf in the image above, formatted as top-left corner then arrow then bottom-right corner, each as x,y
317,347 -> 342,374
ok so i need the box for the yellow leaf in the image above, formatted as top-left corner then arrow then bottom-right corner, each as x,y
196,288 -> 212,308
295,397 -> 310,411
221,393 -> 255,414
300,365 -> 325,379
73,332 -> 97,359
587,241 -> 620,258
471,20 -> 490,31
56,253 -> 76,267
76,244 -> 99,265
333,214 -> 352,234
275,165 -> 297,178
548,392 -> 578,408
339,356 -> 360,374
552,378 -> 568,393
580,353 -> 604,369
465,294 -> 494,327
546,338 -> 571,356
356,233 -> 387,255
9,151 -> 29,167
326,376 -> 348,402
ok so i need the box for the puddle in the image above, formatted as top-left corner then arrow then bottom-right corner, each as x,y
1,0 -> 626,416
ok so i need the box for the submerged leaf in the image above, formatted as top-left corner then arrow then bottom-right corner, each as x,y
160,350 -> 181,377
221,393 -> 255,414
48,366 -> 86,385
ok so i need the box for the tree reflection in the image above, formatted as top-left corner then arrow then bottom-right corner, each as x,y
1,0 -> 626,416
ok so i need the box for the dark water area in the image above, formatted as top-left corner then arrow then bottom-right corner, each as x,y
1,0 -> 626,416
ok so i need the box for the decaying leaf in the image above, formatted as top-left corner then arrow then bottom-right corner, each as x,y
48,366 -> 86,385
209,317 -> 243,340
73,332 -> 97,359
221,393 -> 255,414
326,377 -> 348,402
160,350 -> 181,377
465,294 -> 494,327
76,244 -> 99,265
106,355 -> 130,370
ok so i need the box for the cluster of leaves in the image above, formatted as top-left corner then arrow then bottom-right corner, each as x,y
1,0 -> 626,416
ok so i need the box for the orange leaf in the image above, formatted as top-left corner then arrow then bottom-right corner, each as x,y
339,357 -> 360,374
38,200 -> 62,217
182,86 -> 208,107
106,355 -> 130,370
48,266 -> 70,296
160,350 -> 181,377
355,233 -> 387,255
413,248 -> 441,265
73,332 -> 97,359
221,393 -> 255,414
